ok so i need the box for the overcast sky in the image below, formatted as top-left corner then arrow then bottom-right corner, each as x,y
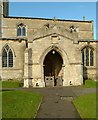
9,2 -> 96,39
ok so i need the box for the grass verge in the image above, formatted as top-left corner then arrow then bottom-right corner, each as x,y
1,81 -> 23,88
82,79 -> 98,88
2,90 -> 43,118
73,93 -> 96,118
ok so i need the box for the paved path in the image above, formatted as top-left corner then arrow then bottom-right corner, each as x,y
2,86 -> 97,119
34,87 -> 81,118
21,87 -> 96,118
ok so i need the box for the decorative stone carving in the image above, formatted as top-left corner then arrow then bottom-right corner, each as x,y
69,25 -> 79,33
44,23 -> 50,29
51,34 -> 60,44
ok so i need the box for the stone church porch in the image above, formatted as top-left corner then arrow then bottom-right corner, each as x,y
24,45 -> 83,88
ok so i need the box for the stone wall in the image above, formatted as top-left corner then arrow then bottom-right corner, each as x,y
0,39 -> 26,80
26,28 -> 83,87
1,16 -> 97,87
0,1 -> 3,38
3,17 -> 93,40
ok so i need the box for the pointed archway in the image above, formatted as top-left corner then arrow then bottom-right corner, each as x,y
43,49 -> 63,87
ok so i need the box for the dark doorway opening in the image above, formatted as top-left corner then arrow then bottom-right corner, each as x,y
43,50 -> 63,87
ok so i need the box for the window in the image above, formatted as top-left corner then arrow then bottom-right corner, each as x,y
82,46 -> 94,66
2,45 -> 13,67
17,23 -> 26,36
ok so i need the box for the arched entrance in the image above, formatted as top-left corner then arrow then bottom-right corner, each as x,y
43,49 -> 63,87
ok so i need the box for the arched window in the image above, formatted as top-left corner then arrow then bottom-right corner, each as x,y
81,46 -> 94,66
2,45 -> 13,67
17,27 -> 21,36
17,23 -> 26,36
90,49 -> 94,66
22,27 -> 26,36
2,49 -> 7,67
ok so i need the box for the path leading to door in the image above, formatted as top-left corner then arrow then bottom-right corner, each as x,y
35,87 -> 81,118
33,87 -> 96,118
2,87 -> 96,119
24,86 -> 96,119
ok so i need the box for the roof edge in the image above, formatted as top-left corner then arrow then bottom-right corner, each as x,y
3,16 -> 93,23
79,39 -> 98,42
0,37 -> 27,41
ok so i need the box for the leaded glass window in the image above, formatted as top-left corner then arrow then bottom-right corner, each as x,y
22,27 -> 26,36
90,49 -> 93,66
2,45 -> 13,68
17,27 -> 21,36
17,23 -> 26,36
81,47 -> 94,66
86,47 -> 89,66
8,49 -> 13,67
2,49 -> 7,67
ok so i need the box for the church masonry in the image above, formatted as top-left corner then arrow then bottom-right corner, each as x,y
0,1 -> 97,88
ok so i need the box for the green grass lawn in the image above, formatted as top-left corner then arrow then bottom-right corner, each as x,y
2,90 -> 43,118
0,81 -> 23,88
82,79 -> 98,88
0,92 -> 2,120
73,93 -> 96,118
1,79 -> 97,88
